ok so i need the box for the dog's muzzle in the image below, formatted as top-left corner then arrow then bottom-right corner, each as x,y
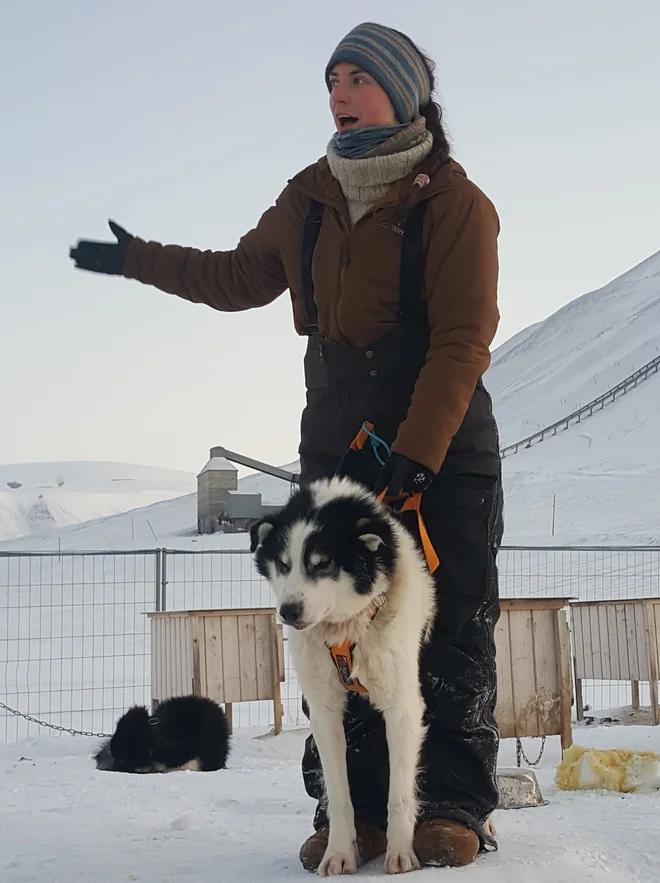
279,601 -> 305,628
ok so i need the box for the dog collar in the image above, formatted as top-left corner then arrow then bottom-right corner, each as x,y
328,593 -> 386,695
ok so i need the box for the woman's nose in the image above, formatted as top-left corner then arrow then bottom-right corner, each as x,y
330,83 -> 350,108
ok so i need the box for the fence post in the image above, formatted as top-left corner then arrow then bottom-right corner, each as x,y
155,550 -> 162,612
161,548 -> 168,611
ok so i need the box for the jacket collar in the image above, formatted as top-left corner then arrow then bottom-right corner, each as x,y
288,151 -> 464,218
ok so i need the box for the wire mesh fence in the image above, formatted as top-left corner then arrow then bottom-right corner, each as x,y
0,550 -> 158,742
2,545 -> 660,742
498,545 -> 660,714
162,549 -> 303,731
499,546 -> 660,603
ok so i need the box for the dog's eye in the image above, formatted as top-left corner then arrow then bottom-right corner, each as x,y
276,556 -> 292,575
309,557 -> 331,574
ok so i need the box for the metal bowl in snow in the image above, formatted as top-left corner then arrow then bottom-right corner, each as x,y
496,768 -> 548,809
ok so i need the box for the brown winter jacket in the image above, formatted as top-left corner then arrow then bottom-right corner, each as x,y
122,155 -> 500,474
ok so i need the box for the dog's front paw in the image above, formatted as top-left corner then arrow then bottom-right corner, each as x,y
384,848 -> 421,874
318,845 -> 358,877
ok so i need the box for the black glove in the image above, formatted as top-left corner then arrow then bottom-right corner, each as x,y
69,220 -> 134,275
374,453 -> 436,497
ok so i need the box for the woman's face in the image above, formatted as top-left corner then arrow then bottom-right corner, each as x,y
328,62 -> 397,133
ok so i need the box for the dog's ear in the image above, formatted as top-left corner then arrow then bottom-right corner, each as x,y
250,517 -> 275,553
356,518 -> 390,553
359,533 -> 385,552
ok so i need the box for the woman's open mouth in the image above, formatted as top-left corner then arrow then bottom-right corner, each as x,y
336,115 -> 359,131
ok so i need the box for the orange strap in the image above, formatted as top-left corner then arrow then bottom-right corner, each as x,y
329,641 -> 369,694
377,489 -> 440,574
349,421 -> 374,452
346,422 -> 440,574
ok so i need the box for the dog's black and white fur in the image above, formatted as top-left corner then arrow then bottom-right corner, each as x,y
251,476 -> 436,876
94,695 -> 230,773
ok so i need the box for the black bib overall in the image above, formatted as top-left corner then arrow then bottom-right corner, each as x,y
297,198 -> 503,847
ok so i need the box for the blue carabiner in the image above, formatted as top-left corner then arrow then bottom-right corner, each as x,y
361,422 -> 391,467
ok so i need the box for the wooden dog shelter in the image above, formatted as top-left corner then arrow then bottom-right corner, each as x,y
148,599 -> 574,748
570,599 -> 660,725
148,608 -> 285,734
494,598 -> 574,750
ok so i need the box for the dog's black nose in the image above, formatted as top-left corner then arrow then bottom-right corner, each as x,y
279,601 -> 303,626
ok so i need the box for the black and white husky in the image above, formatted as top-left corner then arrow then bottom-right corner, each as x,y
94,695 -> 230,773
251,476 -> 436,876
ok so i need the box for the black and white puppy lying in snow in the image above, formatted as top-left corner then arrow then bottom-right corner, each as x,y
94,695 -> 230,773
251,476 -> 436,876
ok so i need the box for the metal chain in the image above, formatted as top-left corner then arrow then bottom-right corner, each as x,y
0,701 -> 111,739
516,736 -> 547,768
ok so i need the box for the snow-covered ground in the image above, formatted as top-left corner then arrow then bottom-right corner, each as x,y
1,720 -> 659,883
0,461 -> 197,542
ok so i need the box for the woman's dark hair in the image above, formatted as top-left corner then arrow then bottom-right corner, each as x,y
394,29 -> 452,165
417,51 -> 451,164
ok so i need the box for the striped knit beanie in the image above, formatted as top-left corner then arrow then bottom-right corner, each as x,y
325,22 -> 431,124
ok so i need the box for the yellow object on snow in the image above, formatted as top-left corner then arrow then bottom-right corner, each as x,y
555,743 -> 660,793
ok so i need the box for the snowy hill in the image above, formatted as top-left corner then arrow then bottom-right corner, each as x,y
2,248 -> 660,549
0,460 -> 298,550
0,461 -> 196,542
488,249 -> 660,446
486,248 -> 660,544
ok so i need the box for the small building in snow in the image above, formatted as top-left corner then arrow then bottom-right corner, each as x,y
196,448 -> 284,534
197,455 -> 238,534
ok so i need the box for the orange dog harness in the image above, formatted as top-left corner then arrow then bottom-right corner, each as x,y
328,423 -> 440,694
327,594 -> 385,695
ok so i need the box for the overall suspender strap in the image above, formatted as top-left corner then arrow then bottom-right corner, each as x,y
398,200 -> 428,320
301,199 -> 325,334
300,196 -> 427,334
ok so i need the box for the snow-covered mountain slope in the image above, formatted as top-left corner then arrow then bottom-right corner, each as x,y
487,249 -> 660,447
500,376 -> 660,543
0,461 -> 299,550
3,246 -> 660,549
483,248 -> 660,544
0,462 -> 196,542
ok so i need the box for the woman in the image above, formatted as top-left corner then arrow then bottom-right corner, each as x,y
70,22 -> 504,872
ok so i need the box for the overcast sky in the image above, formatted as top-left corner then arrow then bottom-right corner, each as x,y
2,0 -> 659,474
